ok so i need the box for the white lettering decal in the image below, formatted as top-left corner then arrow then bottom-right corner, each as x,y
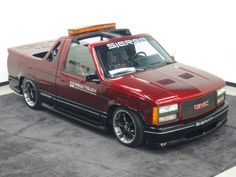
195,116 -> 214,127
117,41 -> 126,47
106,43 -> 117,49
69,81 -> 97,95
106,37 -> 146,49
70,81 -> 75,88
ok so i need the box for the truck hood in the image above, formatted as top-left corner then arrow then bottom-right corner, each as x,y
111,63 -> 225,104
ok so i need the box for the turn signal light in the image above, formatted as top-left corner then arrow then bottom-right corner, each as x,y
152,107 -> 158,125
68,23 -> 116,35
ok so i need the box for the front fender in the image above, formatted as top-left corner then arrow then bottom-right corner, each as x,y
106,88 -> 155,126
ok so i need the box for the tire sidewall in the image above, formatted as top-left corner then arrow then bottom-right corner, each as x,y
112,107 -> 144,147
22,78 -> 41,109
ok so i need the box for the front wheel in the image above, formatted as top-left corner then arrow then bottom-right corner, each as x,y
112,108 -> 144,147
22,78 -> 41,109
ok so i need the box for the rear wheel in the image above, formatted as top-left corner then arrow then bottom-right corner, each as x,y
22,78 -> 41,109
112,108 -> 144,147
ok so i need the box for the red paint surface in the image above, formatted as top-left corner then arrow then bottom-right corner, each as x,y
7,34 -> 225,127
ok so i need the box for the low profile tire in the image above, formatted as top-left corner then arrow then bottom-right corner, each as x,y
112,108 -> 144,147
22,78 -> 41,109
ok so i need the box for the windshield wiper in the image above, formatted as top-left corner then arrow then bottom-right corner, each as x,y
145,60 -> 173,69
135,68 -> 144,71
149,61 -> 162,66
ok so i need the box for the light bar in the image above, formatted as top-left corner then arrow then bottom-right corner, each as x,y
68,23 -> 116,35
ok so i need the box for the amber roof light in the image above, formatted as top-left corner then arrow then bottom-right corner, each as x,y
68,23 -> 116,36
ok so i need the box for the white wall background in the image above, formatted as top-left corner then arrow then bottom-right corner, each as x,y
0,0 -> 235,83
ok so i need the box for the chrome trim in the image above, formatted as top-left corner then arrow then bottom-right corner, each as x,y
113,109 -> 136,144
212,106 -> 229,118
39,90 -> 108,118
163,118 -> 227,145
101,115 -> 108,118
55,98 -> 100,116
55,97 -> 108,118
23,80 -> 37,107
144,124 -> 195,135
144,105 -> 229,135
41,102 -> 107,131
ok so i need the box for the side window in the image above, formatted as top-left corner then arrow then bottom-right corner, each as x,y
47,42 -> 61,62
64,43 -> 96,77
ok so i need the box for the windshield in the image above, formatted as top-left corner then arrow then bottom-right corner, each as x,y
95,35 -> 174,78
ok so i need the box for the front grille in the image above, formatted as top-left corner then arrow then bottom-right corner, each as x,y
182,92 -> 217,119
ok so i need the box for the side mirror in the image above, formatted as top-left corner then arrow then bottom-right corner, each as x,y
86,73 -> 100,83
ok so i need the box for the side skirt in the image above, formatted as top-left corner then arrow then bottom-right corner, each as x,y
41,102 -> 108,132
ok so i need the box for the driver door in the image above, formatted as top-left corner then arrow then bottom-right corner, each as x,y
56,43 -> 107,123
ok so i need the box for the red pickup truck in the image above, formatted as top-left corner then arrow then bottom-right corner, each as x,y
7,23 -> 229,147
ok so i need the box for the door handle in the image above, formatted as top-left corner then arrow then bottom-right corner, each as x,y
60,72 -> 67,82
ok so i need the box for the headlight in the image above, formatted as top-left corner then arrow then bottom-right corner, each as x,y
152,103 -> 178,125
159,114 -> 177,123
217,87 -> 226,96
217,86 -> 226,104
159,104 -> 178,114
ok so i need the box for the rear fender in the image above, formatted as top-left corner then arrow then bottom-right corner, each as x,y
18,74 -> 39,92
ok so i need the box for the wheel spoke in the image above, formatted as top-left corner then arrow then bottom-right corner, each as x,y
23,81 -> 37,107
126,131 -> 134,138
118,123 -> 125,128
127,121 -> 133,127
113,111 -> 136,144
122,113 -> 127,123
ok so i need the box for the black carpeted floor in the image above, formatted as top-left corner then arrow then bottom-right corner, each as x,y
0,93 -> 235,177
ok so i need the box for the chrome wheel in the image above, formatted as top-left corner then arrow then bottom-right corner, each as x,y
22,80 -> 37,107
113,110 -> 136,144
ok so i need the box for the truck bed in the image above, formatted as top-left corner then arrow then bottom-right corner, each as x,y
10,40 -> 55,58
7,40 -> 57,92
